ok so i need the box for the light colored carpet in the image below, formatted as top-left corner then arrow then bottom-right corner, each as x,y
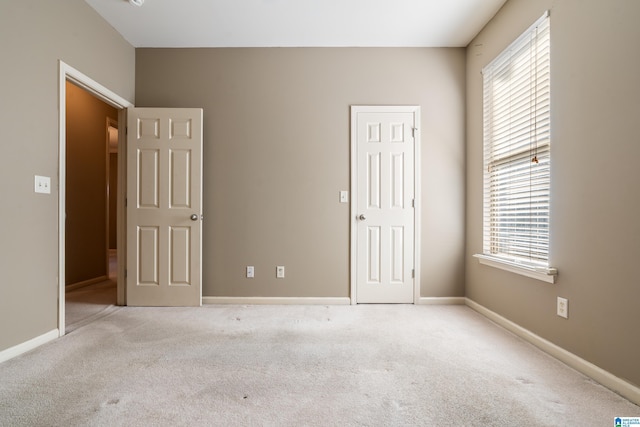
1,304 -> 638,426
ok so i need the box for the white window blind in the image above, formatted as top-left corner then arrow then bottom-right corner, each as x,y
482,12 -> 551,267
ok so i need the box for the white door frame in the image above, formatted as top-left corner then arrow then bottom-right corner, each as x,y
349,105 -> 421,304
58,61 -> 133,336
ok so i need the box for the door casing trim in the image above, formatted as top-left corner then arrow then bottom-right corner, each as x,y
349,105 -> 421,305
58,61 -> 133,336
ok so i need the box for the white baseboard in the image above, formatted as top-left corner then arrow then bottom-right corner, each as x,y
465,298 -> 640,406
0,329 -> 59,364
418,297 -> 466,305
205,296 -> 466,306
203,296 -> 351,305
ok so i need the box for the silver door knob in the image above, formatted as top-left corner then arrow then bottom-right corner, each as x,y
190,214 -> 198,221
359,214 -> 366,221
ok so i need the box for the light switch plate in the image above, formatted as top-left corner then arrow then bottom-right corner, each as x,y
35,175 -> 51,194
340,191 -> 349,203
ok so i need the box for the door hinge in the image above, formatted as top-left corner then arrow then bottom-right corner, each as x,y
412,199 -> 415,208
412,269 -> 415,278
125,269 -> 128,278
125,197 -> 127,207
412,127 -> 418,138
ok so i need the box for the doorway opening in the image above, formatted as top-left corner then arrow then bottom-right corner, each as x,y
58,61 -> 133,336
64,86 -> 119,330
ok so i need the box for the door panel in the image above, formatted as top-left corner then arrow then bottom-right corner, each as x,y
138,226 -> 159,285
169,226 -> 191,285
127,108 -> 203,306
354,108 -> 417,303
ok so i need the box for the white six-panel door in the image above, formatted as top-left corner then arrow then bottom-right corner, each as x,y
126,108 -> 203,306
351,106 -> 419,303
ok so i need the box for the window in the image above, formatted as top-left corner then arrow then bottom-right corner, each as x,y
476,11 -> 557,283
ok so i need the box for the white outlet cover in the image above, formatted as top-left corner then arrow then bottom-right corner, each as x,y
276,266 -> 285,278
557,297 -> 568,318
246,266 -> 254,278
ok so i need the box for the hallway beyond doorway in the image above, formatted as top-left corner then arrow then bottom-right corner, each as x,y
65,250 -> 117,332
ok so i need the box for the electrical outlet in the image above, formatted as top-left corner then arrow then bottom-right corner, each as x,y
276,266 -> 285,278
246,266 -> 254,278
557,297 -> 568,319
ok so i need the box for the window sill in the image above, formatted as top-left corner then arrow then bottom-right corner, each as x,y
474,254 -> 558,284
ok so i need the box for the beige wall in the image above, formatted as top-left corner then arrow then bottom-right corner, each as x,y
466,0 -> 640,387
0,1 -> 134,351
135,48 -> 466,299
65,82 -> 117,286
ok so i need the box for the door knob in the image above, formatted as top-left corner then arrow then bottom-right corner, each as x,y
190,214 -> 198,221
359,214 -> 366,221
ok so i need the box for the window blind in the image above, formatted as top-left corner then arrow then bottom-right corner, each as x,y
482,11 -> 551,266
